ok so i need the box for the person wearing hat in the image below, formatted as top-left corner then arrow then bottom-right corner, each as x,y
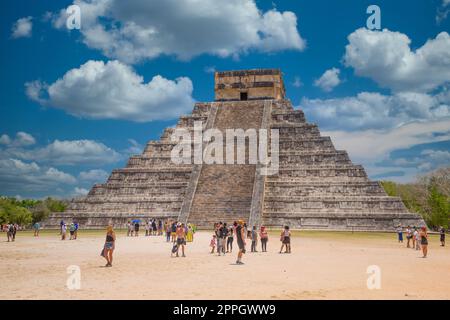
236,220 -> 246,264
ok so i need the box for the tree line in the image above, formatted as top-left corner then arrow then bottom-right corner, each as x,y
381,167 -> 450,230
0,197 -> 68,226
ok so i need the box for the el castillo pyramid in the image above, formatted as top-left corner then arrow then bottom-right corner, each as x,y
45,69 -> 424,230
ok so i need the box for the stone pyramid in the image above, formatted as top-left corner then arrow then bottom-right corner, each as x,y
45,69 -> 424,230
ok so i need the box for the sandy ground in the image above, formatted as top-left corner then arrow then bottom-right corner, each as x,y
0,230 -> 449,300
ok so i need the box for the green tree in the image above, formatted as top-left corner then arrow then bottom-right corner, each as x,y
427,183 -> 449,228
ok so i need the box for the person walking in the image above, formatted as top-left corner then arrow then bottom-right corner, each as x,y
165,221 -> 171,242
414,227 -> 421,250
134,221 -> 140,237
251,226 -> 258,252
226,225 -> 234,253
69,223 -> 76,240
260,226 -> 268,252
419,226 -> 428,258
7,223 -> 15,242
439,226 -> 445,247
175,223 -> 186,257
73,221 -> 79,239
236,220 -> 246,265
279,226 -> 291,253
396,224 -> 403,243
102,225 -> 116,267
220,223 -> 228,255
405,226 -> 412,248
127,221 -> 133,237
61,223 -> 67,240
33,222 -> 40,237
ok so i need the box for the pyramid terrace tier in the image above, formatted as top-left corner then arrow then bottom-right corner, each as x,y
264,195 -> 408,213
278,150 -> 351,165
265,181 -> 386,197
271,164 -> 368,179
87,183 -> 188,197
261,212 -> 426,231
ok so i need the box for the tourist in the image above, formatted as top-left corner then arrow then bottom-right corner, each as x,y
102,225 -> 116,267
412,227 -> 418,249
279,226 -> 291,253
158,220 -> 163,236
152,220 -> 157,236
165,221 -> 171,242
61,223 -> 67,240
134,221 -> 140,237
59,219 -> 64,235
236,220 -> 246,265
171,221 -> 177,242
439,226 -> 445,247
186,223 -> 194,242
74,221 -> 79,239
210,234 -> 217,254
414,227 -> 421,250
419,226 -> 429,258
260,226 -> 268,252
406,225 -> 412,248
396,224 -> 403,243
220,223 -> 228,254
215,222 -> 223,255
33,222 -> 40,237
69,223 -> 76,240
251,226 -> 258,252
145,220 -> 151,236
226,225 -> 234,253
175,223 -> 186,257
7,223 -> 15,242
127,221 -> 133,237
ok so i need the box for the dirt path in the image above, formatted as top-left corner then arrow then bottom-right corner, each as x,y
0,230 -> 448,299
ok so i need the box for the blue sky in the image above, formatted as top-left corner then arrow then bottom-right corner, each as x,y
0,0 -> 449,198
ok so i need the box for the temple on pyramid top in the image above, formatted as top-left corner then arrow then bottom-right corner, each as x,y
215,69 -> 285,101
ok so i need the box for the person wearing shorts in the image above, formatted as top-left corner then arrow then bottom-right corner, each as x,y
102,225 -> 116,267
279,226 -> 291,253
236,220 -> 246,265
419,226 -> 428,258
176,223 -> 186,257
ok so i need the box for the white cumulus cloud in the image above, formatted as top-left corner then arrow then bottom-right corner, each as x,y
344,28 -> 450,92
51,0 -> 305,63
11,16 -> 33,38
301,91 -> 450,131
79,169 -> 109,182
0,159 -> 76,194
314,68 -> 341,92
26,60 -> 195,122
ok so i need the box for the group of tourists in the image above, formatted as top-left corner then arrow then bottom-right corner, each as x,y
60,220 -> 79,240
395,224 -> 446,258
209,221 -> 292,264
